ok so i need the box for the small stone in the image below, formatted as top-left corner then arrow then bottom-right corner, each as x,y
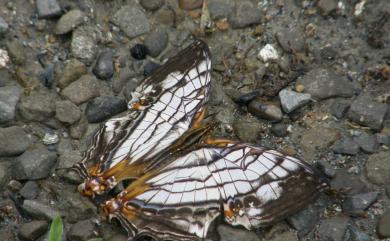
279,89 -> 311,113
39,64 -> 55,88
0,126 -> 30,157
55,100 -> 81,124
130,44 -> 148,60
365,151 -> 390,185
296,68 -> 357,100
144,28 -> 168,57
342,192 -> 378,215
230,1 -> 262,29
276,27 -> 305,52
61,75 -> 100,105
70,115 -> 88,139
317,159 -> 336,178
154,9 -> 175,26
178,0 -> 203,10
18,90 -> 56,122
209,0 -> 234,20
258,44 -> 279,62
375,133 -> 390,145
36,0 -> 62,18
353,132 -> 379,153
248,99 -> 283,122
233,119 -> 260,143
270,123 -> 289,137
332,137 -> 359,155
348,225 -> 371,241
107,234 -> 128,241
317,0 -> 338,16
58,59 -> 88,89
377,210 -> 390,238
0,163 -> 10,187
0,16 -> 9,35
19,181 -> 40,199
0,49 -> 10,68
42,132 -> 59,145
217,224 -> 259,241
0,85 -> 21,123
18,220 -> 48,240
300,127 -> 339,159
317,216 -> 349,241
85,96 -> 127,123
347,94 -> 388,130
21,200 -> 61,220
140,0 -> 163,11
6,40 -> 26,65
112,5 -> 150,39
330,169 -> 367,194
0,227 -> 15,241
67,219 -> 96,241
59,189 -> 96,222
144,61 -> 161,76
329,99 -> 350,119
71,26 -> 97,65
55,9 -> 85,35
269,230 -> 298,241
287,202 -> 322,237
58,150 -> 82,169
93,51 -> 114,80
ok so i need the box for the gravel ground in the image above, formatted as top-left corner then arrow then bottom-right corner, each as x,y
0,0 -> 389,241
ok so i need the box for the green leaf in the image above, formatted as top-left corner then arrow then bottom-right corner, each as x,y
48,216 -> 63,241
88,239 -> 103,241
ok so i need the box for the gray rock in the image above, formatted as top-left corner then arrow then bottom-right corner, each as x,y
59,189 -> 96,222
19,181 -> 40,199
347,94 -> 388,130
0,162 -> 10,187
300,127 -> 339,159
140,0 -> 164,11
279,89 -> 311,113
85,96 -> 127,123
287,202 -> 322,237
93,51 -> 114,80
268,230 -> 298,241
58,150 -> 82,169
230,1 -> 262,29
317,216 -> 349,241
21,200 -> 61,220
0,85 -> 21,123
330,169 -> 367,194
248,99 -> 283,122
61,75 -> 100,105
296,68 -> 357,100
6,40 -> 26,65
18,220 -> 48,241
55,100 -> 81,124
342,192 -> 378,215
353,132 -> 379,153
18,90 -> 56,122
270,123 -> 289,137
377,210 -> 390,238
12,145 -> 57,180
276,27 -> 305,52
0,227 -> 15,241
365,152 -> 390,185
70,114 -> 88,139
58,59 -> 88,89
317,159 -> 336,178
55,9 -> 85,35
71,26 -> 97,65
112,5 -> 150,39
317,0 -> 338,16
233,119 -> 260,143
217,224 -> 259,241
144,28 -> 168,57
329,99 -> 350,119
209,0 -> 235,20
348,225 -> 371,241
0,16 -> 9,35
332,138 -> 359,155
0,126 -> 30,157
122,78 -> 139,101
375,133 -> 390,145
67,219 -> 96,241
36,0 -> 62,18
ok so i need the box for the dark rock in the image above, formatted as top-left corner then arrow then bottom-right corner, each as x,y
287,202 -> 322,237
268,230 -> 298,241
58,150 -> 82,169
0,227 -> 16,241
330,169 -> 367,194
70,115 -> 88,139
233,119 -> 260,143
317,159 -> 336,178
85,96 -> 127,123
178,0 -> 203,10
0,16 -> 9,35
347,94 -> 388,130
140,0 -> 164,11
0,85 -> 21,123
130,44 -> 148,60
317,0 -> 338,16
332,138 -> 359,155
12,145 -> 57,180
93,51 -> 114,80
71,26 -> 96,65
296,68 -> 357,100
248,99 -> 282,122
55,9 -> 85,35
320,46 -> 338,60
279,89 -> 311,113
6,40 -> 26,65
36,0 -> 62,18
18,90 -> 56,122
0,126 -> 30,157
18,220 -> 48,240
365,152 -> 390,185
375,133 -> 390,145
19,181 -> 40,199
112,5 -> 150,39
348,225 -> 371,241
61,75 -> 100,105
270,123 -> 289,137
144,28 -> 168,57
39,64 -> 55,88
233,91 -> 259,106
276,27 -> 305,52
144,61 -> 161,76
55,100 -> 81,124
58,189 -> 96,222
342,192 -> 378,215
217,224 -> 259,241
377,210 -> 390,238
209,0 -> 235,20
230,1 -> 262,29
57,59 -> 88,89
329,99 -> 350,119
317,216 -> 349,241
108,234 -> 128,241
0,163 -> 10,187
353,132 -> 379,153
67,219 -> 96,241
21,200 -> 61,220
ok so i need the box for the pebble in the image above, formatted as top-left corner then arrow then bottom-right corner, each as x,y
233,91 -> 259,106
58,150 -> 82,169
42,132 -> 59,145
279,89 -> 311,113
317,216 -> 350,241
208,0 -> 235,20
144,61 -> 161,76
36,0 -> 62,18
317,159 -> 336,178
217,224 -> 259,241
0,227 -> 15,241
332,137 -> 360,155
39,64 -> 55,88
18,220 -> 48,240
12,144 -> 57,180
58,59 -> 88,89
300,127 -> 339,159
112,5 -> 150,39
377,210 -> 390,238
140,0 -> 164,11
353,132 -> 379,153
0,126 -> 30,157
61,74 -> 100,105
6,40 -> 26,65
85,96 -> 127,123
0,16 -> 9,36
270,123 -> 289,137
287,202 -> 322,237
342,192 -> 378,215
248,99 -> 283,122
348,225 -> 371,241
365,152 -> 390,185
178,0 -> 203,10
60,189 -> 96,222
375,133 -> 390,145
268,230 -> 298,241
130,44 -> 148,60
330,169 -> 367,194
296,68 -> 356,100
258,44 -> 279,62
21,200 -> 61,221
0,49 -> 10,68
113,67 -> 134,93
18,90 -> 56,122
317,0 -> 338,16
276,27 -> 305,52
329,99 -> 350,119
144,28 -> 168,57
70,115 -> 88,139
0,163 -> 10,186
233,119 -> 260,143
71,26 -> 97,65
230,1 -> 262,29
55,100 -> 82,124
19,181 -> 40,199
347,94 -> 388,130
0,85 -> 21,123
67,219 -> 96,241
55,9 -> 85,35
93,51 -> 114,80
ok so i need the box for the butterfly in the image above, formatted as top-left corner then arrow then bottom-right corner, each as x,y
73,40 -> 328,241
